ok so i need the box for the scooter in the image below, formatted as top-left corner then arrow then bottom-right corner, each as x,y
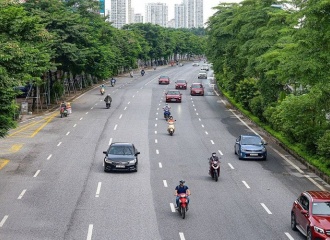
168,122 -> 175,136
100,87 -> 105,95
60,107 -> 68,118
177,193 -> 189,219
105,100 -> 111,109
111,80 -> 116,87
164,110 -> 171,120
209,158 -> 220,182
141,70 -> 145,76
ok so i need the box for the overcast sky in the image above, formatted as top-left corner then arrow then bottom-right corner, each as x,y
131,0 -> 241,23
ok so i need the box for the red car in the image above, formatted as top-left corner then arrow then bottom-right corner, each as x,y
291,191 -> 330,240
190,83 -> 204,96
165,90 -> 182,103
175,79 -> 187,89
159,75 -> 170,85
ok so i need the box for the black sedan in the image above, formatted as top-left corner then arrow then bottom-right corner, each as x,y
103,142 -> 140,172
234,135 -> 267,160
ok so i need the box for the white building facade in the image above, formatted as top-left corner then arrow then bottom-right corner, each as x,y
174,4 -> 185,28
106,0 -> 132,28
145,3 -> 168,27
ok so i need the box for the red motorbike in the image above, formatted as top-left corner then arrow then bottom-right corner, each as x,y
60,107 -> 68,118
177,193 -> 189,219
210,158 -> 220,182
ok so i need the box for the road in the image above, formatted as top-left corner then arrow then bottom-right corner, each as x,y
0,63 -> 329,240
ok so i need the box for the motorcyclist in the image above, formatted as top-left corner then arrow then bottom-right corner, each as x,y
209,152 -> 220,175
110,78 -> 116,86
174,180 -> 190,209
167,116 -> 176,133
163,103 -> 171,117
141,69 -> 145,76
104,94 -> 112,104
100,84 -> 105,94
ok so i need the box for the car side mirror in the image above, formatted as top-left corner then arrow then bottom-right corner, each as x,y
301,209 -> 308,215
135,152 -> 140,156
103,151 -> 107,154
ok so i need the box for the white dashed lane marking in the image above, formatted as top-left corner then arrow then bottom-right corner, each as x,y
242,181 -> 250,189
33,170 -> 41,177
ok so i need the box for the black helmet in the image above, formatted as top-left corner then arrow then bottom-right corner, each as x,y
212,152 -> 216,157
179,180 -> 185,184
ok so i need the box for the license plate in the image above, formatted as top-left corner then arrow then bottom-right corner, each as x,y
180,86 -> 182,88
116,165 -> 125,168
195,91 -> 200,93
171,99 -> 176,101
250,154 -> 258,156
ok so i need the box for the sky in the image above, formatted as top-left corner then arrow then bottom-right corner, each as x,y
131,0 -> 242,24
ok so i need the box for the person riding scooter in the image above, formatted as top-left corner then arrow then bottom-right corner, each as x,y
141,69 -> 145,76
104,94 -> 112,108
174,180 -> 190,209
209,152 -> 220,176
100,84 -> 105,95
163,103 -> 171,119
167,116 -> 176,135
110,78 -> 116,87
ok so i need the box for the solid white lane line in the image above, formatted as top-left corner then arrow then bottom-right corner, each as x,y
211,140 -> 215,144
155,131 -> 157,134
163,180 -> 168,187
47,154 -> 52,160
272,148 -> 303,173
170,203 -> 175,212
155,123 -> 157,127
95,182 -> 102,198
228,163 -> 235,169
66,131 -> 70,136
18,189 -> 27,199
305,175 -> 326,191
73,124 -> 77,127
109,138 -> 113,146
114,125 -> 117,130
285,232 -> 294,240
127,101 -> 130,104
201,124 -> 204,128
218,150 -> 223,155
57,142 -> 62,147
179,232 -> 186,240
80,117 -> 83,120
86,224 -> 93,240
124,107 -> 127,110
0,215 -> 8,227
205,131 -> 208,135
155,139 -> 158,143
86,112 -> 88,114
119,114 -> 122,119
242,181 -> 250,189
159,162 -> 162,168
261,203 -> 272,214
33,170 -> 41,177
156,150 -> 159,154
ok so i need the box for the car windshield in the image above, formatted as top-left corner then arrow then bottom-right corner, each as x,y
241,136 -> 262,145
160,76 -> 168,79
177,80 -> 185,83
192,84 -> 202,88
109,146 -> 134,155
312,202 -> 330,215
167,91 -> 179,95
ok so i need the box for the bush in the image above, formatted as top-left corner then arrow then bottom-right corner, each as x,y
249,95 -> 265,122
317,130 -> 330,158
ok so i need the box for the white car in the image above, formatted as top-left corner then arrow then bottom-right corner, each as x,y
192,61 -> 199,66
201,64 -> 209,71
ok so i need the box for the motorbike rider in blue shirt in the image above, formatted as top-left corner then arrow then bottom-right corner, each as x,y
174,180 -> 190,209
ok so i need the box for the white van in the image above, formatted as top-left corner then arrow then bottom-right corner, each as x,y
201,64 -> 209,71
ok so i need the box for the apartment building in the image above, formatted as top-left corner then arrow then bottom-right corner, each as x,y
145,3 -> 168,27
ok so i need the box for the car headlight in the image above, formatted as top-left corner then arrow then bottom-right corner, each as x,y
241,148 -> 248,152
105,159 -> 113,164
128,159 -> 136,164
314,226 -> 325,234
262,147 -> 266,152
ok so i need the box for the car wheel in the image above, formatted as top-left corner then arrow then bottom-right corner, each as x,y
291,212 -> 297,231
104,167 -> 107,172
307,227 -> 312,240
238,151 -> 243,160
234,147 -> 237,155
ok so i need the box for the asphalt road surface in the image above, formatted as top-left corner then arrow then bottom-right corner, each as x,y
0,63 -> 329,240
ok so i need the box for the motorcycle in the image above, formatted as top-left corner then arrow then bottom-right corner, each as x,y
60,107 -> 68,118
209,158 -> 220,181
100,87 -> 105,95
111,80 -> 116,87
141,70 -> 145,76
164,110 -> 171,120
177,193 -> 189,219
167,121 -> 175,136
105,100 -> 111,109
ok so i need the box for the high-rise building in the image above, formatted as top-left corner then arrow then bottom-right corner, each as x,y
174,4 -> 185,28
107,0 -> 132,28
182,0 -> 204,28
145,3 -> 168,27
134,13 -> 144,23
